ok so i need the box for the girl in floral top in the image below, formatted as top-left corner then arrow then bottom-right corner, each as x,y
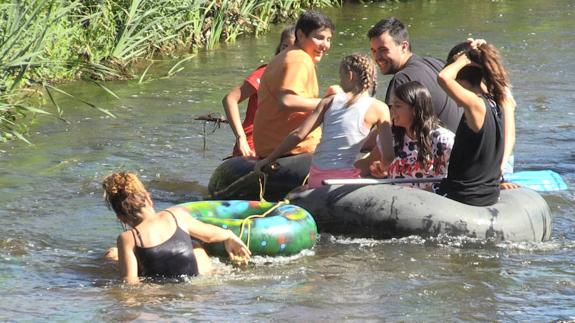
375,81 -> 455,189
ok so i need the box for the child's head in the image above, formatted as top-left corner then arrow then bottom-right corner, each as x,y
392,81 -> 440,166
294,10 -> 334,63
275,25 -> 296,55
393,81 -> 435,130
102,172 -> 149,224
446,41 -> 510,105
295,10 -> 334,42
339,53 -> 377,96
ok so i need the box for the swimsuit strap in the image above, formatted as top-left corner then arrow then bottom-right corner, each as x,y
131,227 -> 145,248
131,210 -> 179,249
165,209 -> 179,226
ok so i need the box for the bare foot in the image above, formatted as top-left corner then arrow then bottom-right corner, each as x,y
500,182 -> 520,190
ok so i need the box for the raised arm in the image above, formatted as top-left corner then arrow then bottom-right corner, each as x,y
437,54 -> 486,133
222,81 -> 257,157
254,95 -> 333,172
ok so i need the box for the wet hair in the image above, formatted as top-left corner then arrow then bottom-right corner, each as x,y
294,10 -> 334,42
392,81 -> 440,167
367,17 -> 411,51
102,172 -> 148,222
340,53 -> 377,105
446,42 -> 510,106
274,25 -> 295,55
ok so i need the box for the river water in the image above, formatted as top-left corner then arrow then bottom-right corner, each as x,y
1,1 -> 574,321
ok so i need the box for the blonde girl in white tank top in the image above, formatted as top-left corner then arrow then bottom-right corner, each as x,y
254,53 -> 394,188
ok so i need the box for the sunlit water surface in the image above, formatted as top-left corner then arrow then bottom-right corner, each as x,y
1,1 -> 574,321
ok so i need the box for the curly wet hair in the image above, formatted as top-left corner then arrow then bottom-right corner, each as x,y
102,172 -> 148,220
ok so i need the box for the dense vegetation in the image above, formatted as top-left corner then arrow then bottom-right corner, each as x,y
0,0 -> 341,143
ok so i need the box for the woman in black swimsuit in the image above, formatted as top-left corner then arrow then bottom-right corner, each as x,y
102,172 -> 251,284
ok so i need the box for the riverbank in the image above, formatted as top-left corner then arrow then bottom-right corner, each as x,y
0,1 -> 573,320
0,0 -> 341,142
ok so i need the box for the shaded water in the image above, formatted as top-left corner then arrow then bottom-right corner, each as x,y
1,1 -> 574,321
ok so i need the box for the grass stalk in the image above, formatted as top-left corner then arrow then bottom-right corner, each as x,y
1,0 -> 343,143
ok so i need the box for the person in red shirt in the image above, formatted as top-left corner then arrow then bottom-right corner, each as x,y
222,25 -> 295,157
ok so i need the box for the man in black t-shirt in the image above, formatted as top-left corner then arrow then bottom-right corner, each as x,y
368,17 -> 462,133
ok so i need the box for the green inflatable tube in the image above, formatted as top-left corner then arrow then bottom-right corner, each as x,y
177,200 -> 318,256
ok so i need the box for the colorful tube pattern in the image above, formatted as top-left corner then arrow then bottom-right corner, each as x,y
177,200 -> 318,256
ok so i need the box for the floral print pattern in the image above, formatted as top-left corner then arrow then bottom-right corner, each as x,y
388,127 -> 455,189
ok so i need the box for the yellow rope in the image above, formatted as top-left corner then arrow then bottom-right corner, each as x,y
238,199 -> 289,249
258,172 -> 267,202
237,166 -> 301,251
302,172 -> 310,186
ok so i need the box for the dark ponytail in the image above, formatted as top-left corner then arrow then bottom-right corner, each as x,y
446,42 -> 510,106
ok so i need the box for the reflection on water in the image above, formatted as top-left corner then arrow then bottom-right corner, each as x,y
1,0 -> 574,321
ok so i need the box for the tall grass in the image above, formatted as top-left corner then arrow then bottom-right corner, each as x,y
0,0 -> 73,142
0,0 -> 118,143
1,0 -> 342,143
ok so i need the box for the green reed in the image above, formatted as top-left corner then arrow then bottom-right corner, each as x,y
0,0 -> 70,143
1,0 -> 342,143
